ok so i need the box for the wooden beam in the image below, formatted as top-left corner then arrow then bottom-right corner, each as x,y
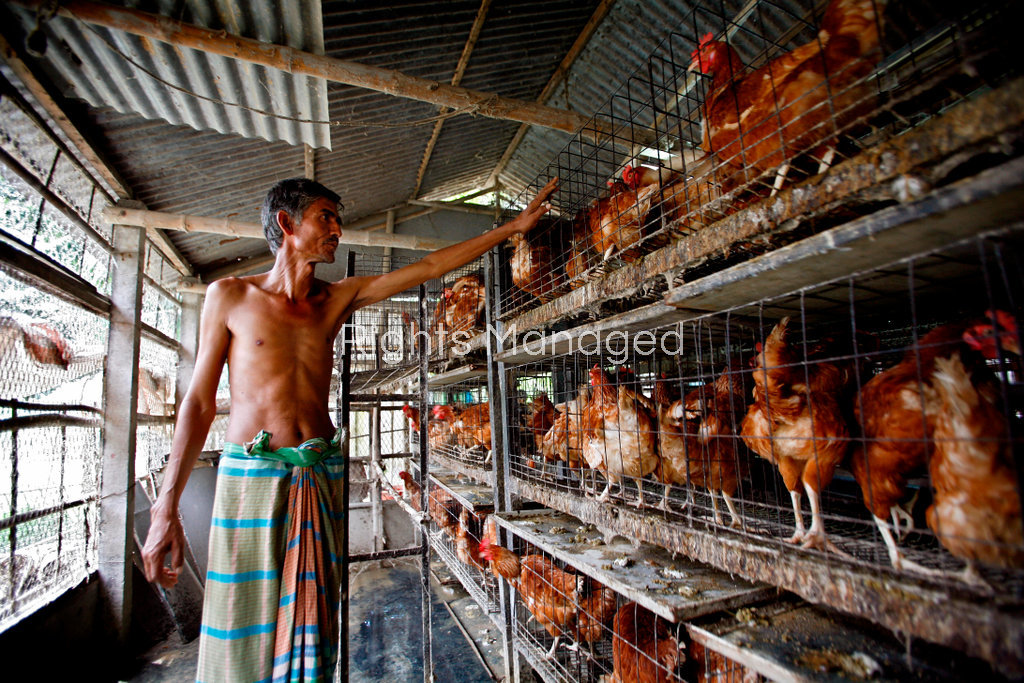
405,199 -> 495,216
412,0 -> 492,198
487,0 -> 617,189
304,144 -> 316,179
0,27 -> 130,199
345,207 -> 435,233
100,205 -> 459,251
40,0 -> 598,137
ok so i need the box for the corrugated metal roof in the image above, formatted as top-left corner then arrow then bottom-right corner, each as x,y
10,0 -> 330,149
1,0 -> 830,277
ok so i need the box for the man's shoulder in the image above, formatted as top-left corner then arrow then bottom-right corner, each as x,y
208,274 -> 262,296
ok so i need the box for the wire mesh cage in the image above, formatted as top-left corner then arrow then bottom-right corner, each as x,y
423,477 -> 501,618
421,373 -> 492,480
424,258 -> 488,364
503,228 -> 1024,607
495,0 -> 1018,320
486,514 -> 703,683
345,254 -> 426,393
0,267 -> 106,631
688,639 -> 762,683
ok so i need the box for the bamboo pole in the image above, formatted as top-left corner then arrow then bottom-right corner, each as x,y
37,0 -> 598,137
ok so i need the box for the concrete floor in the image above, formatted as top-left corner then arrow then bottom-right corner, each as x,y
127,558 -> 502,682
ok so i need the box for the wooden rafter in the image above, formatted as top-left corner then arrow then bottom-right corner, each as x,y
411,0 -> 493,199
35,0 -> 597,137
486,0 -> 617,190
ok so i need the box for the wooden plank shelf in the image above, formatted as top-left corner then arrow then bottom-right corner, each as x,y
492,509 -> 774,624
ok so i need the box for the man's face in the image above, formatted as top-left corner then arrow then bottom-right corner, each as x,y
288,196 -> 342,263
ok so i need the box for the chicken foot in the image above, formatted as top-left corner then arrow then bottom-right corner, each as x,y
891,490 -> 919,541
718,491 -> 743,529
546,635 -> 562,658
786,488 -> 808,544
798,484 -> 852,558
873,515 -> 941,577
769,161 -> 792,197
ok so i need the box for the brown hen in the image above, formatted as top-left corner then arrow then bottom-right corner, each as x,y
926,349 -> 1024,585
608,602 -> 683,683
740,318 -> 851,553
660,370 -> 747,527
689,0 -> 885,195
582,366 -> 660,506
851,320 -> 1001,573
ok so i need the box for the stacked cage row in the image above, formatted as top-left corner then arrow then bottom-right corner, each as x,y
504,227 -> 1023,585
497,0 -> 1018,320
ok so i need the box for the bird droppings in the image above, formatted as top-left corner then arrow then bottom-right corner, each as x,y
797,649 -> 883,679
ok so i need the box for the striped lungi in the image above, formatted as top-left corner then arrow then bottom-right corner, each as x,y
196,428 -> 347,683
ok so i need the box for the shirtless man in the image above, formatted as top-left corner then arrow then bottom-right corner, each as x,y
140,176 -> 557,681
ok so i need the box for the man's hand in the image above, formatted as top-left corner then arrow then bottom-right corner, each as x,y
509,177 -> 559,236
141,502 -> 186,588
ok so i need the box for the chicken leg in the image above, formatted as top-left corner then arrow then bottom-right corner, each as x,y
800,482 -> 851,557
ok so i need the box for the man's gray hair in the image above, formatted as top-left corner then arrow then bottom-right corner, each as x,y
261,178 -> 342,254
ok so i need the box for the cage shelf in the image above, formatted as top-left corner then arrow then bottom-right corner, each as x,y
687,595 -> 1006,682
512,478 -> 1024,678
427,364 -> 488,388
348,364 -> 419,395
429,473 -> 494,515
428,529 -> 503,625
492,509 -> 774,623
428,447 -> 494,488
425,476 -> 502,624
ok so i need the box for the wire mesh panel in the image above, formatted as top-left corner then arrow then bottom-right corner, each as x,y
0,268 -> 106,631
496,0 -> 1018,320
484,513 -> 728,683
503,229 -> 1024,615
423,477 -> 501,618
345,254 -> 426,393
488,531 -> 625,682
423,374 -> 492,482
425,258 -> 488,364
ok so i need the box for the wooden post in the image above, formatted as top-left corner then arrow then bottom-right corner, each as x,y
98,204 -> 146,658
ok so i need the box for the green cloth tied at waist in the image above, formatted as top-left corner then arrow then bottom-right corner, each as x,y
221,428 -> 343,467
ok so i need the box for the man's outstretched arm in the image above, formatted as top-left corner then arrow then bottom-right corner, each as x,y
141,280 -> 232,588
346,178 -> 558,312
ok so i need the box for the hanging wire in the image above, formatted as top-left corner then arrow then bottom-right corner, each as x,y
78,21 -> 498,130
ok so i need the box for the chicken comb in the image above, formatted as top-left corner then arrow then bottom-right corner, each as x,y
692,32 -> 715,58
